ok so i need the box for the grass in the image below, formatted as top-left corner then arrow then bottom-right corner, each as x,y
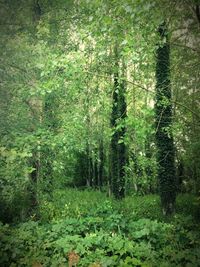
39,188 -> 199,223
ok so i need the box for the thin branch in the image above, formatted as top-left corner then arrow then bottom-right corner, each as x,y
195,4 -> 200,24
84,70 -> 154,94
171,43 -> 200,53
174,100 -> 200,121
126,80 -> 154,94
155,107 -> 165,134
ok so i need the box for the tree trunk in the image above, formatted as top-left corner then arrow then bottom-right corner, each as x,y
29,153 -> 40,215
98,139 -> 104,189
155,22 -> 176,215
110,45 -> 127,199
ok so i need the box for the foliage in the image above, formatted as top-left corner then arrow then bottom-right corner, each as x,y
1,189 -> 200,267
0,0 -> 200,266
0,0 -> 199,215
0,146 -> 33,222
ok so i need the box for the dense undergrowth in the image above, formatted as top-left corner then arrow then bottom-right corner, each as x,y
0,189 -> 200,267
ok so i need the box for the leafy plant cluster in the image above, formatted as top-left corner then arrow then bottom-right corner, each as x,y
0,216 -> 199,267
0,145 -> 33,222
1,189 -> 200,267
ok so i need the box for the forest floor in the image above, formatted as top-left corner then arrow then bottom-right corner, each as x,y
0,189 -> 200,267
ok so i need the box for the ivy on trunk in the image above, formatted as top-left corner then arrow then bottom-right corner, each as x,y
155,22 -> 176,215
110,45 -> 127,199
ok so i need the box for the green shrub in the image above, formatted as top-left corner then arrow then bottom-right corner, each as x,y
1,213 -> 200,266
1,190 -> 200,266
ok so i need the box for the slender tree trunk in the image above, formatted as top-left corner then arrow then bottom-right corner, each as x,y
155,22 -> 176,215
27,0 -> 42,216
93,148 -> 98,188
118,63 -> 127,198
42,93 -> 59,192
29,153 -> 40,214
98,138 -> 104,189
86,143 -> 91,187
110,45 -> 127,199
145,137 -> 153,193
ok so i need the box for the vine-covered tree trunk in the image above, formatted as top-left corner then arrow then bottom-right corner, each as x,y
118,70 -> 127,197
98,138 -> 104,189
145,137 -> 154,193
74,151 -> 88,187
110,46 -> 127,199
85,144 -> 92,187
155,23 -> 176,215
93,148 -> 98,188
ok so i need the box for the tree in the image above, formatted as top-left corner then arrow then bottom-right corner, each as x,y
155,22 -> 176,215
110,45 -> 127,199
